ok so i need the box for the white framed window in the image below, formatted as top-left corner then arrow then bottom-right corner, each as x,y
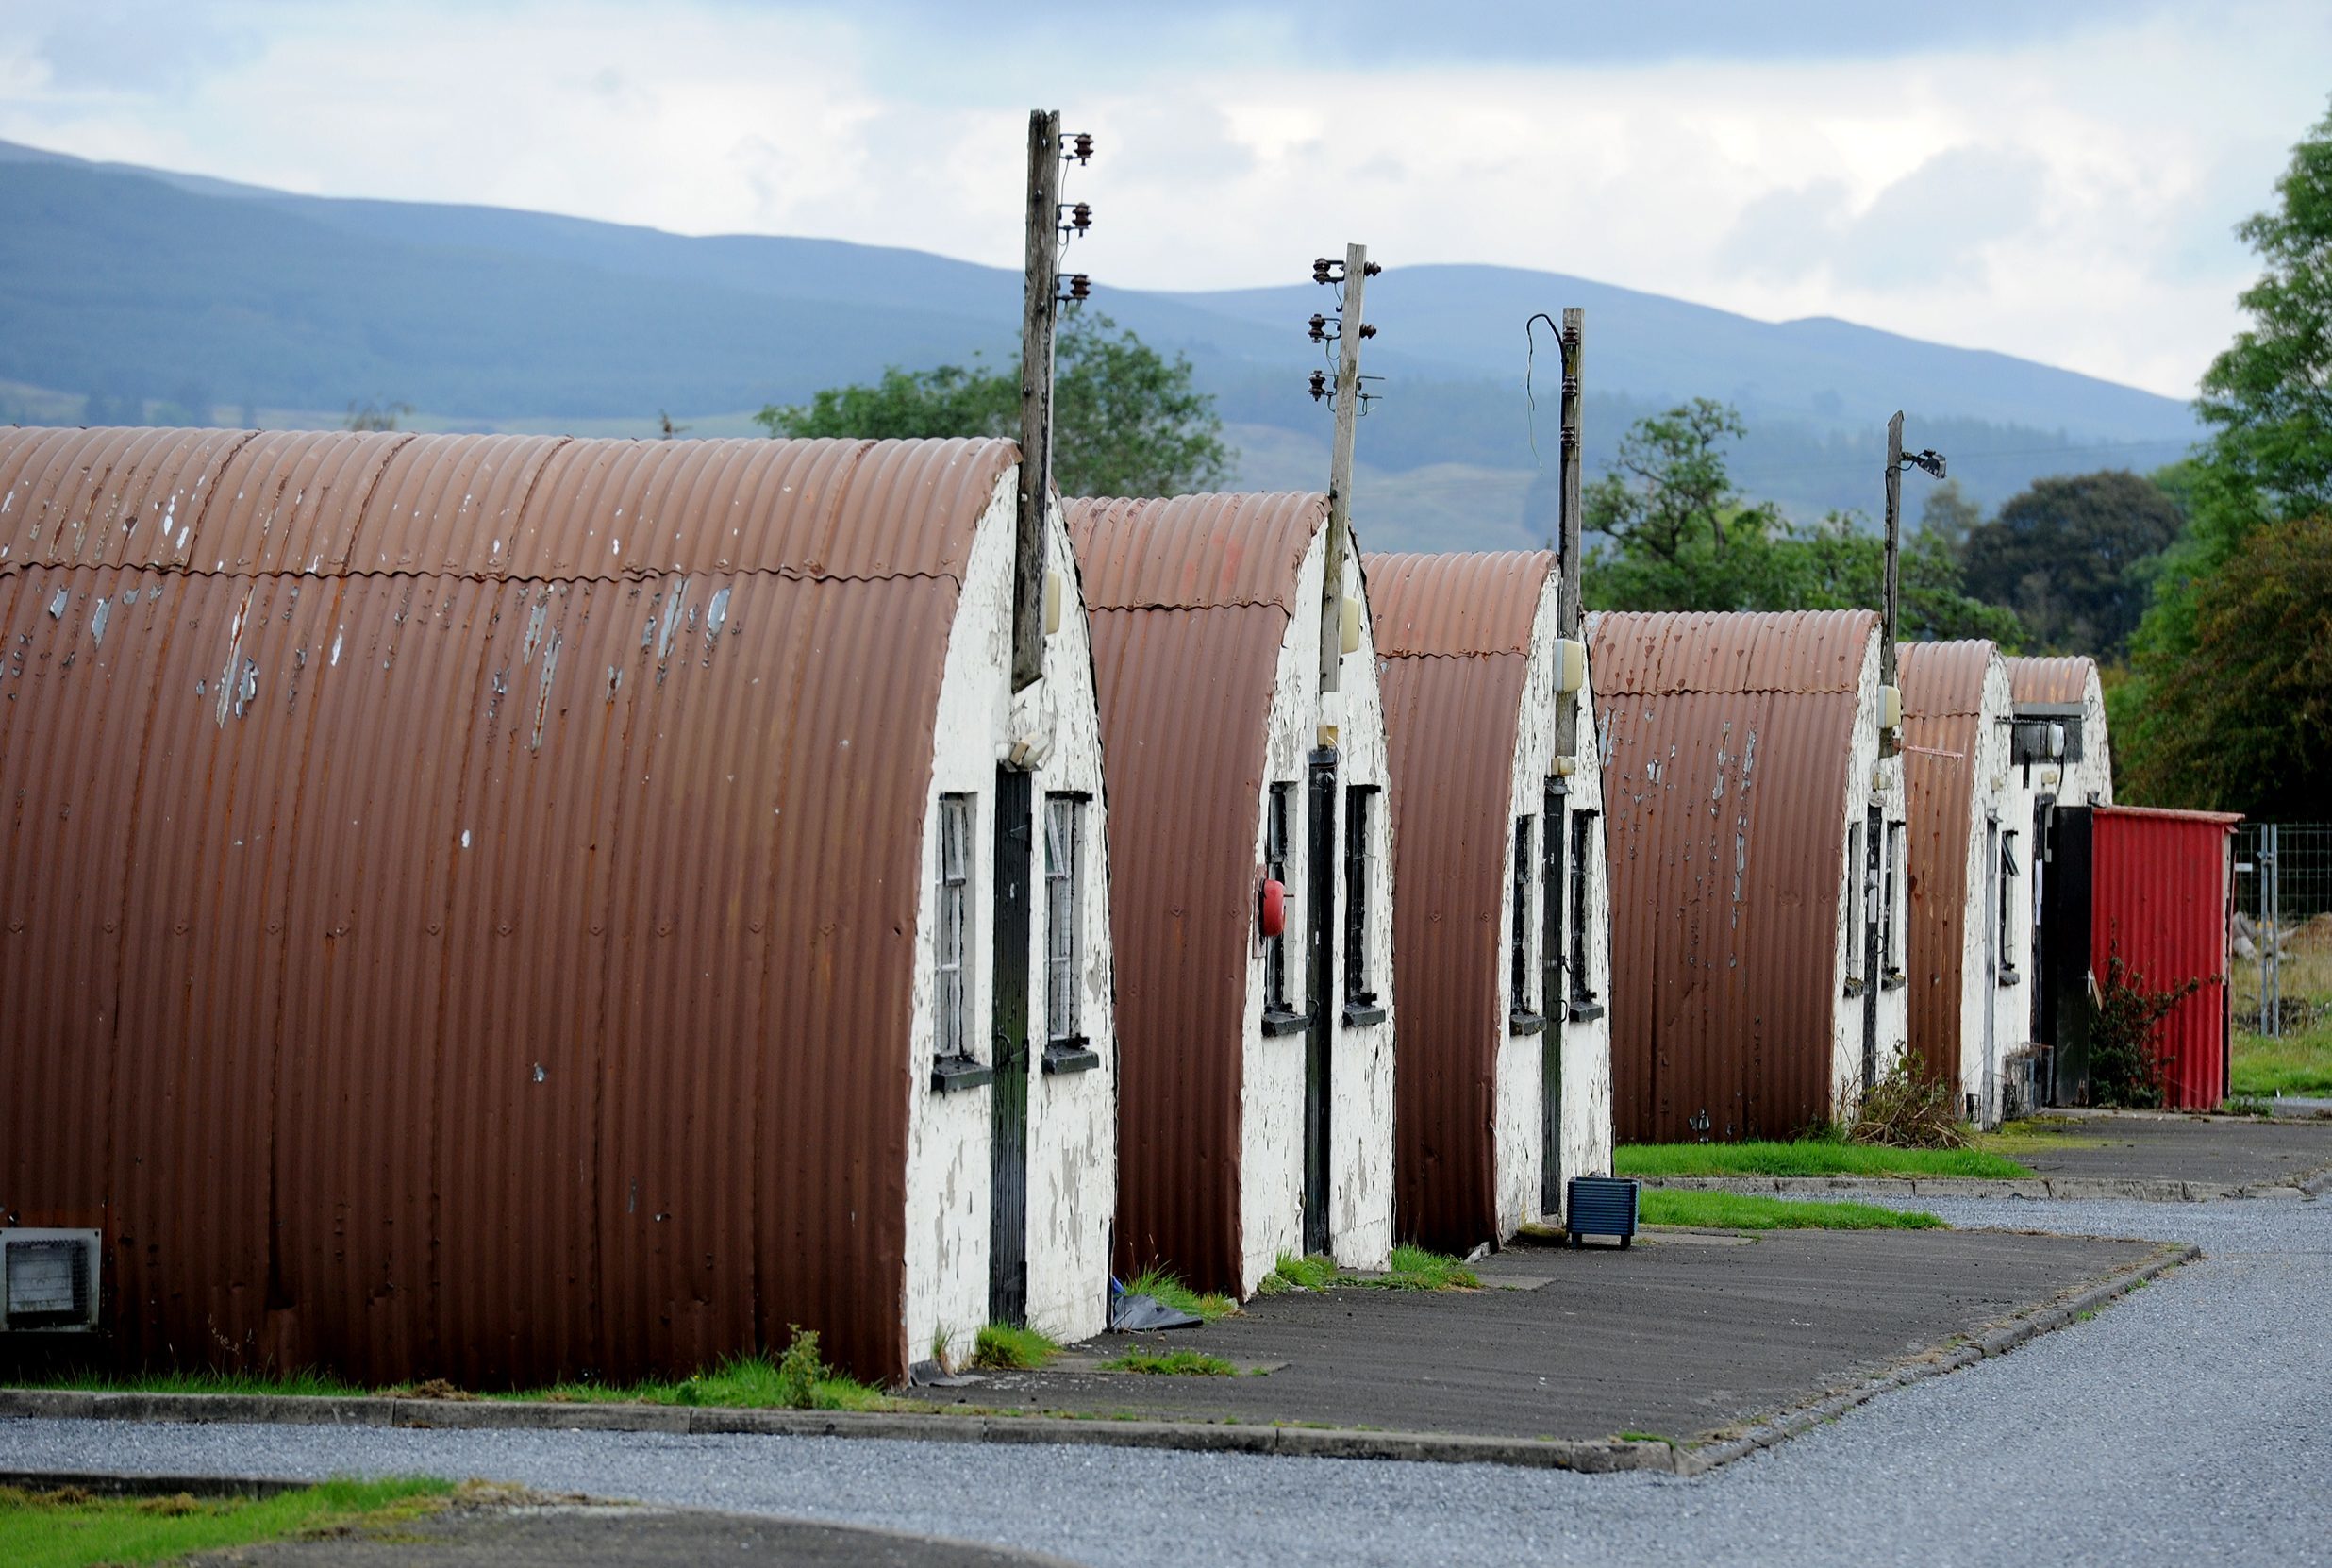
1882,820 -> 1907,980
937,792 -> 974,1062
1845,819 -> 1867,989
1044,794 -> 1084,1043
1264,782 -> 1294,1011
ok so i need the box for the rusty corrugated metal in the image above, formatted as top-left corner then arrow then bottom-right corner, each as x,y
2006,655 -> 2092,708
1899,641 -> 2000,1088
0,427 -> 1015,1388
1367,552 -> 1550,1250
2090,806 -> 2241,1110
1589,609 -> 1879,1143
1064,492 -> 1324,1293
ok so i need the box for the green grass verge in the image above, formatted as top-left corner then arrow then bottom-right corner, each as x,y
970,1323 -> 1059,1371
2232,1022 -> 2332,1097
11,1367 -> 368,1398
1617,1139 -> 2031,1180
520,1343 -> 891,1411
1101,1347 -> 1236,1376
0,1476 -> 452,1568
1123,1266 -> 1240,1322
1641,1189 -> 1947,1231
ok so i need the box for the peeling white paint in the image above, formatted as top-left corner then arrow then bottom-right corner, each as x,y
90,597 -> 110,644
904,476 -> 1117,1364
1490,570 -> 1615,1237
1828,625 -> 1910,1109
1232,529 -> 1396,1293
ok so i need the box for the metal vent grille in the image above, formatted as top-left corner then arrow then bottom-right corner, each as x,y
2,1229 -> 100,1330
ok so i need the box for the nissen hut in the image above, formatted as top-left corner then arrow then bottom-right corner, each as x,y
1067,492 -> 1395,1295
1900,641 -> 2024,1126
2007,655 -> 2114,809
0,427 -> 1118,1388
1591,610 -> 1908,1143
1367,551 -> 1613,1252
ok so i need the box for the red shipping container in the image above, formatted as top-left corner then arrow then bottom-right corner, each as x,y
2089,807 -> 2241,1110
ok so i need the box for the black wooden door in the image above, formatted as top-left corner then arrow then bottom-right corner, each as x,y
989,765 -> 1033,1325
1861,804 -> 1883,1093
1302,749 -> 1338,1257
1541,782 -> 1567,1214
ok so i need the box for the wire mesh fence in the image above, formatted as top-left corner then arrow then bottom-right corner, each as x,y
2233,824 -> 2332,1036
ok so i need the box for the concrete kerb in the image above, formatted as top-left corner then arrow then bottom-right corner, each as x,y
1638,1173 -> 2328,1202
0,1244 -> 2196,1478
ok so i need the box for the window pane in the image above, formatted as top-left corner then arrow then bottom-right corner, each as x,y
1345,787 -> 1373,1004
1045,797 -> 1080,1041
1570,809 -> 1596,1004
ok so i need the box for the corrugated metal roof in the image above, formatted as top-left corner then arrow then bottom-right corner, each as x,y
1071,492 -> 1322,611
1899,640 -> 2001,1088
0,427 -> 1015,1389
1368,552 -> 1551,1249
1369,551 -> 1552,658
1589,609 -> 1879,1143
1064,493 -> 1324,1293
0,427 -> 997,583
2006,654 -> 2094,708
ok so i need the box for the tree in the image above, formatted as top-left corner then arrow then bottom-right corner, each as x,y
1580,400 -> 2021,642
1916,478 -> 1983,567
2121,99 -> 2332,799
2121,511 -> 2332,816
1960,471 -> 2184,659
755,313 -> 1230,497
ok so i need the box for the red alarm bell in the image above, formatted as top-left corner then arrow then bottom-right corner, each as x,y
1258,877 -> 1287,938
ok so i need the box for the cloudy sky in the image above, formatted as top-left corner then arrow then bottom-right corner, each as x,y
3,0 -> 2326,399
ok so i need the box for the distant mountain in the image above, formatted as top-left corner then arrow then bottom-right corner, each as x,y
0,138 -> 2202,549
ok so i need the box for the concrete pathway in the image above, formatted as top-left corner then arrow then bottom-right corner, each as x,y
5,1198 -> 2324,1567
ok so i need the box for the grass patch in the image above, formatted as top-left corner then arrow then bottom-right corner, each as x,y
10,1366 -> 369,1399
521,1332 -> 891,1411
1616,1431 -> 1674,1447
0,1476 -> 451,1568
1353,1244 -> 1480,1291
1101,1347 -> 1236,1376
2232,1021 -> 2332,1097
1641,1189 -> 1947,1231
1122,1266 -> 1239,1323
970,1323 -> 1059,1371
1618,1140 -> 2029,1180
1260,1253 -> 1340,1293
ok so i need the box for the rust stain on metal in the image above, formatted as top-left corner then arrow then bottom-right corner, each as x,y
0,426 -> 1015,1389
1589,609 -> 1878,1143
1898,640 -> 1999,1089
1065,492 -> 1323,1293
1366,551 -> 1546,1250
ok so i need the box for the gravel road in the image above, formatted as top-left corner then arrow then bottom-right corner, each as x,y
5,1198 -> 2326,1568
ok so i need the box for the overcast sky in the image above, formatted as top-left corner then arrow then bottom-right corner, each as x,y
3,0 -> 2326,400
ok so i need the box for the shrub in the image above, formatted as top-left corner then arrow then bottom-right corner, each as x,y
2089,951 -> 2202,1109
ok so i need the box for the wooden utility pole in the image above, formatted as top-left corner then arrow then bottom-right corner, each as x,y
1554,307 -> 1585,759
1319,242 -> 1370,700
1013,109 -> 1063,693
1881,409 -> 1903,722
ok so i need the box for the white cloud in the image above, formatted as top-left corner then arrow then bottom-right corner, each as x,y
0,0 -> 2325,398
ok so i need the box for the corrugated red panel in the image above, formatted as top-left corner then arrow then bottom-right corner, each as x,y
0,427 -> 1015,1388
1065,493 -> 1324,1293
1899,640 -> 1999,1087
1368,552 -> 1550,1250
2090,805 -> 2240,1110
1590,609 -> 1878,1143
